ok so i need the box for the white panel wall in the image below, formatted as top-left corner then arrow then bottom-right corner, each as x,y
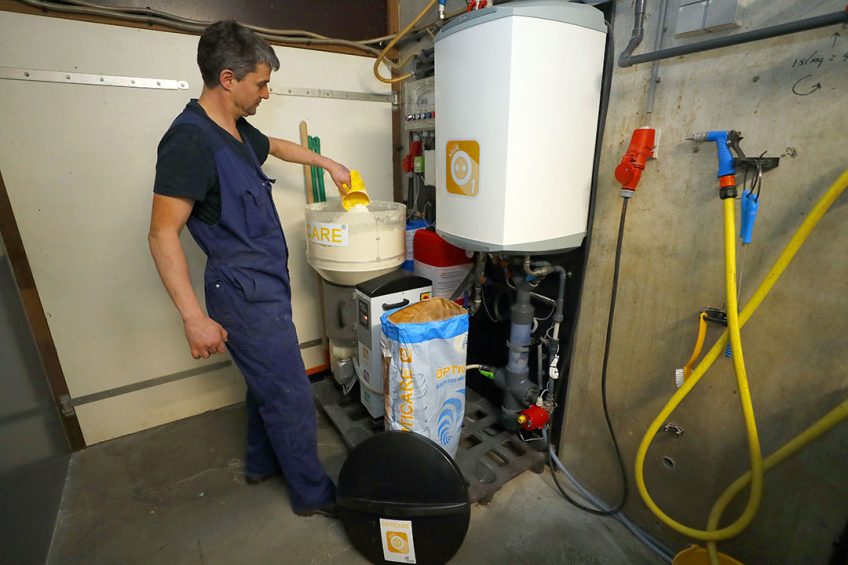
0,12 -> 393,444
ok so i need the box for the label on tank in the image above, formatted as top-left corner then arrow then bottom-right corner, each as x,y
380,518 -> 417,563
445,140 -> 480,197
306,221 -> 349,247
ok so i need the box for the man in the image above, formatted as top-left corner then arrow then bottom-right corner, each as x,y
148,20 -> 349,517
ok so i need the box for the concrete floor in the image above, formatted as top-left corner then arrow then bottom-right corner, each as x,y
48,402 -> 662,564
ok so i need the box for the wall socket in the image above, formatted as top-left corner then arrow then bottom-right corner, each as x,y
676,0 -> 739,37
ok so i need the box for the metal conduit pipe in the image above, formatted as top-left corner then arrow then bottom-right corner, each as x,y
524,258 -> 567,324
645,0 -> 670,114
620,8 -> 848,68
450,252 -> 486,303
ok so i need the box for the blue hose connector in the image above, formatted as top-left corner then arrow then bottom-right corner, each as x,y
740,190 -> 760,245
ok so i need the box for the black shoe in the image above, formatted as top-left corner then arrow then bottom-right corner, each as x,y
294,503 -> 338,519
245,471 -> 278,485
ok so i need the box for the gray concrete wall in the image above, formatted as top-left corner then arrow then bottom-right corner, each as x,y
562,2 -> 848,564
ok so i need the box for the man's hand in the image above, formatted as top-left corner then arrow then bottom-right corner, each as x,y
150,194 -> 227,360
267,137 -> 352,195
326,161 -> 352,196
184,315 -> 228,359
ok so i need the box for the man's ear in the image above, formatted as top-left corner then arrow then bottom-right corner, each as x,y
218,69 -> 236,91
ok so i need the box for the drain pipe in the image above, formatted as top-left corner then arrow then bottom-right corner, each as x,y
492,275 -> 539,429
524,258 -> 567,372
620,8 -> 848,68
617,0 -> 647,68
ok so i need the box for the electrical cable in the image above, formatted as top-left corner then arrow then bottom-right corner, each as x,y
373,0 -> 437,84
13,0 -> 393,59
547,16 -> 629,517
16,0 -> 495,64
549,196 -> 630,516
552,10 -> 614,404
393,2 -> 486,50
480,285 -> 505,324
533,302 -> 557,323
351,355 -> 384,396
544,431 -> 675,563
60,0 -> 330,38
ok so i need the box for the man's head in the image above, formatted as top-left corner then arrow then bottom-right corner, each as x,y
198,21 -> 280,116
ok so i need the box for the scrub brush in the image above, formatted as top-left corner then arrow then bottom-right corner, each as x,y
676,312 -> 708,388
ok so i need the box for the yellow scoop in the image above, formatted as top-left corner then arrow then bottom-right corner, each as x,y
341,170 -> 370,210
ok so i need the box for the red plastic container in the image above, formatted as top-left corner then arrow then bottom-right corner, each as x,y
413,230 -> 473,302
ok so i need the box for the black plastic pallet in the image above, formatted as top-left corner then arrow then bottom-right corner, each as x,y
313,378 -> 546,505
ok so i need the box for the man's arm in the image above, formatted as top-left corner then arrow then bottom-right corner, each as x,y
148,194 -> 227,359
268,137 -> 351,195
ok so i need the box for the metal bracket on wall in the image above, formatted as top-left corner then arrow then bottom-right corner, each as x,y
269,85 -> 397,105
663,422 -> 685,437
55,335 -> 324,415
57,360 -> 233,416
0,67 -> 189,90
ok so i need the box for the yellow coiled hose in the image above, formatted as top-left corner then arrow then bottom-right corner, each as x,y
706,398 -> 848,563
635,169 -> 848,543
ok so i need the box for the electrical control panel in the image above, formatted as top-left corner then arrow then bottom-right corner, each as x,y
403,76 -> 435,132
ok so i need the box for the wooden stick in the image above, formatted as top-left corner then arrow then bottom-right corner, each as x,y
299,122 -> 328,363
299,120 -> 314,204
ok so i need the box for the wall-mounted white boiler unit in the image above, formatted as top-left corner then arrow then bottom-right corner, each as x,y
434,1 -> 606,253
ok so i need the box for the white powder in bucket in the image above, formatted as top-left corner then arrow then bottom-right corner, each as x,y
347,203 -> 370,214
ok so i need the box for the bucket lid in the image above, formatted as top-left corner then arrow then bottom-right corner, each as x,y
337,431 -> 470,564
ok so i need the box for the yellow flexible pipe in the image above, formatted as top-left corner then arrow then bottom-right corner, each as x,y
635,168 -> 848,542
633,197 -> 764,541
373,0 -> 436,84
705,398 -> 848,564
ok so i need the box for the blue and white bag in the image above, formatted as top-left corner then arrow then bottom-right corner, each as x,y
380,297 -> 468,458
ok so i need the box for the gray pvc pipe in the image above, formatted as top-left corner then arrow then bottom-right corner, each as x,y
620,9 -> 848,68
617,0 -> 647,67
547,441 -> 675,563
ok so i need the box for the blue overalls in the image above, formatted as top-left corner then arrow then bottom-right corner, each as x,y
168,104 -> 335,513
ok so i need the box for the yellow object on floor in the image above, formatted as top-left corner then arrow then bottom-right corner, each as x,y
673,545 -> 743,565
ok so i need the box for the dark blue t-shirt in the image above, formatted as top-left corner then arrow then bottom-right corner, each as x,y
154,99 -> 270,224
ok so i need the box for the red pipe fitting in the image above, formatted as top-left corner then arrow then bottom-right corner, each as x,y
517,404 -> 550,431
402,140 -> 423,173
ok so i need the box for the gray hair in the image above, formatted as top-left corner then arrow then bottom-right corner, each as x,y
197,21 -> 280,87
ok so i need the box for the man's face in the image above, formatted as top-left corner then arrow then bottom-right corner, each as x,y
231,63 -> 271,117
